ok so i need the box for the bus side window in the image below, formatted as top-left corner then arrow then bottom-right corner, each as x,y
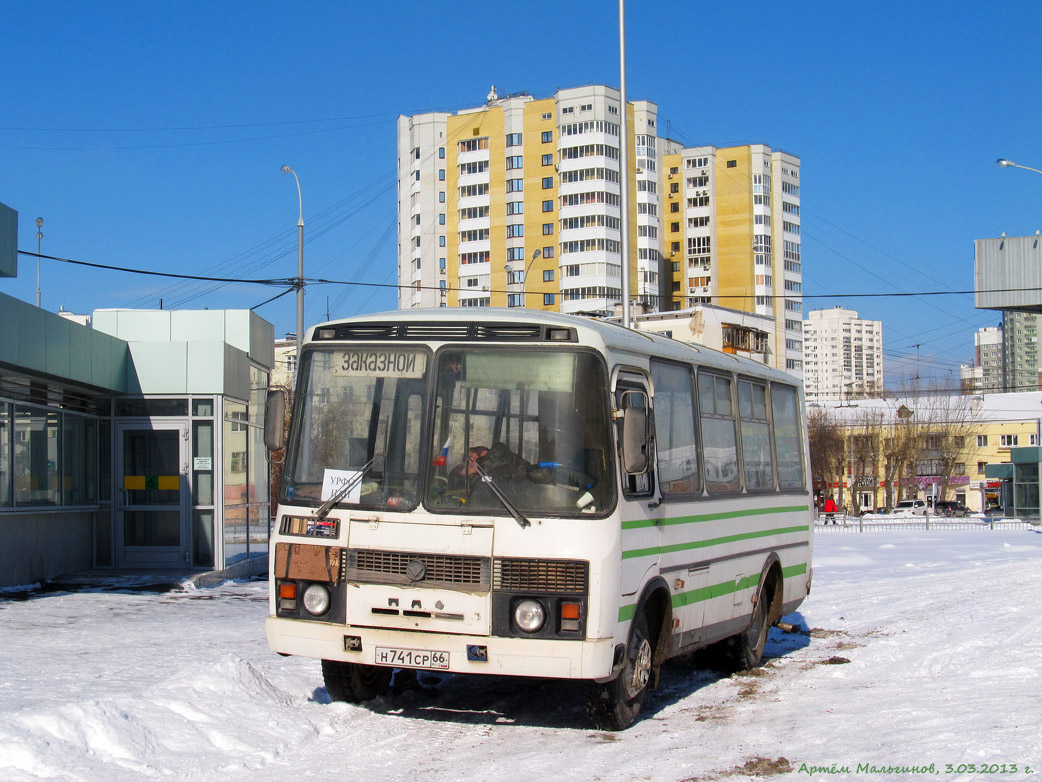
616,384 -> 654,497
650,360 -> 700,498
698,372 -> 740,493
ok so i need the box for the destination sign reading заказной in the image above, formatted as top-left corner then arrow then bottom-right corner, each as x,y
332,350 -> 426,378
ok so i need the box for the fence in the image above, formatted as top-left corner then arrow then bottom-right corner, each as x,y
814,514 -> 1040,532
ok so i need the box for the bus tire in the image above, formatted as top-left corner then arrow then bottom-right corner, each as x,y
321,659 -> 393,703
587,611 -> 653,731
725,582 -> 771,671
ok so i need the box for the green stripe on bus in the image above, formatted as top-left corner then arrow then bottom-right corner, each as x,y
621,525 -> 810,560
617,562 -> 809,622
621,504 -> 810,531
782,563 -> 807,578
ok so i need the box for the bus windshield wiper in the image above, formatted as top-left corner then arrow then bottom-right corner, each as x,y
315,458 -> 374,519
470,459 -> 531,529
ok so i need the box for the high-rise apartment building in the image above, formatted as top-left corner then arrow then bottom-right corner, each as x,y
960,325 -> 1004,394
660,144 -> 803,373
802,307 -> 883,402
397,86 -> 803,373
1001,311 -> 1040,392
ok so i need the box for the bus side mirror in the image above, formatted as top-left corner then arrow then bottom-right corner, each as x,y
264,388 -> 286,451
621,391 -> 650,475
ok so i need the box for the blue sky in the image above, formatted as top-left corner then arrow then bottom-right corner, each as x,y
3,1 -> 1041,389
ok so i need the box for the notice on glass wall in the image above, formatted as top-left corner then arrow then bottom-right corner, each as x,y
193,457 -> 212,471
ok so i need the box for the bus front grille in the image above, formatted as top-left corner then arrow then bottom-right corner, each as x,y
492,558 -> 589,594
342,549 -> 490,590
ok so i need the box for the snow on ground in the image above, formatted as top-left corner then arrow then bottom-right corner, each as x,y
2,528 -> 1040,782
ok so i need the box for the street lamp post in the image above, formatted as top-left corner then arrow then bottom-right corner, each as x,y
996,158 -> 1042,177
35,217 -> 43,308
522,248 -> 542,308
281,165 -> 304,360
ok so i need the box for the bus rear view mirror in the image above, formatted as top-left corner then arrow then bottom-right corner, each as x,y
620,392 -> 649,475
264,388 -> 286,451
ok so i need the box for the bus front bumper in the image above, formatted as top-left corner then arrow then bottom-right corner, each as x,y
266,616 -> 617,681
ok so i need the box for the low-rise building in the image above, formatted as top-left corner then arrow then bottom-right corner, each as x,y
810,392 -> 1042,513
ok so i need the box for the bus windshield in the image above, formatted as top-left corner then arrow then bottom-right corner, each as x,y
281,344 -> 614,517
427,348 -> 614,517
281,346 -> 430,511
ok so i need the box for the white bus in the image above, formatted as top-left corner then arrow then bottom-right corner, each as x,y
265,309 -> 813,730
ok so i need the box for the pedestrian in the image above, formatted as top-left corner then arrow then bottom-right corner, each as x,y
822,495 -> 838,525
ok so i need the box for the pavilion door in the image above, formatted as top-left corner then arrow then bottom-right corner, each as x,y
117,422 -> 189,568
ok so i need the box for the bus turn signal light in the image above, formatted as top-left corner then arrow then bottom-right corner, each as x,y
560,601 -> 581,632
279,583 -> 297,600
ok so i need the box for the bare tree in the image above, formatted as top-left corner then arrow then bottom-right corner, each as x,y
807,406 -> 846,507
915,391 -> 981,504
847,408 -> 886,514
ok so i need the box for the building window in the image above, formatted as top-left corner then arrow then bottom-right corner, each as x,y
542,154 -> 554,166
506,201 -> 524,215
542,177 -> 554,189
439,192 -> 445,203
1001,434 -> 1018,447
544,293 -> 555,305
978,461 -> 987,474
726,160 -> 738,168
439,236 -> 446,247
506,133 -> 522,147
542,246 -> 554,258
506,179 -> 524,192
438,169 -> 445,181
670,182 -> 679,194
670,222 -> 680,233
438,214 -> 445,225
506,224 -> 524,238
507,293 -> 523,307
543,223 -> 554,235
438,147 -> 445,159
543,269 -> 554,282
506,155 -> 523,169
542,200 -> 553,212
541,130 -> 553,143
977,435 -> 988,447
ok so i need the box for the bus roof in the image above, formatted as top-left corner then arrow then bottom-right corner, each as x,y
307,308 -> 799,386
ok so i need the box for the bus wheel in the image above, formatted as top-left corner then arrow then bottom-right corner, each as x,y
321,660 -> 393,703
727,585 -> 771,671
587,611 -> 653,730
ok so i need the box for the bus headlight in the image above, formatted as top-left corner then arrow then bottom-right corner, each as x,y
302,584 -> 331,616
513,599 -> 546,632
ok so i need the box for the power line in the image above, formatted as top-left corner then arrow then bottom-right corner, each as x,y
18,251 -> 290,285
21,247 -> 1042,302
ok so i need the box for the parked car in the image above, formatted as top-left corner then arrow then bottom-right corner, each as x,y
935,500 -> 970,517
892,499 -> 927,516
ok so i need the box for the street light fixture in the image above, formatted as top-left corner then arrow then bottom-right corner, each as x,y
281,165 -> 304,362
996,158 -> 1042,176
35,217 -> 43,308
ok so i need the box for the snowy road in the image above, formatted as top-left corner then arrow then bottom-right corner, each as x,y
1,529 -> 1040,781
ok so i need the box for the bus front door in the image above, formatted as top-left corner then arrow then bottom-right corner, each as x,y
615,371 -> 660,598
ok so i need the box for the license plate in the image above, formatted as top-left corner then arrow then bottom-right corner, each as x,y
374,646 -> 450,669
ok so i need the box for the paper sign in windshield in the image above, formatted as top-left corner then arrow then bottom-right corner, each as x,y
321,469 -> 364,504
